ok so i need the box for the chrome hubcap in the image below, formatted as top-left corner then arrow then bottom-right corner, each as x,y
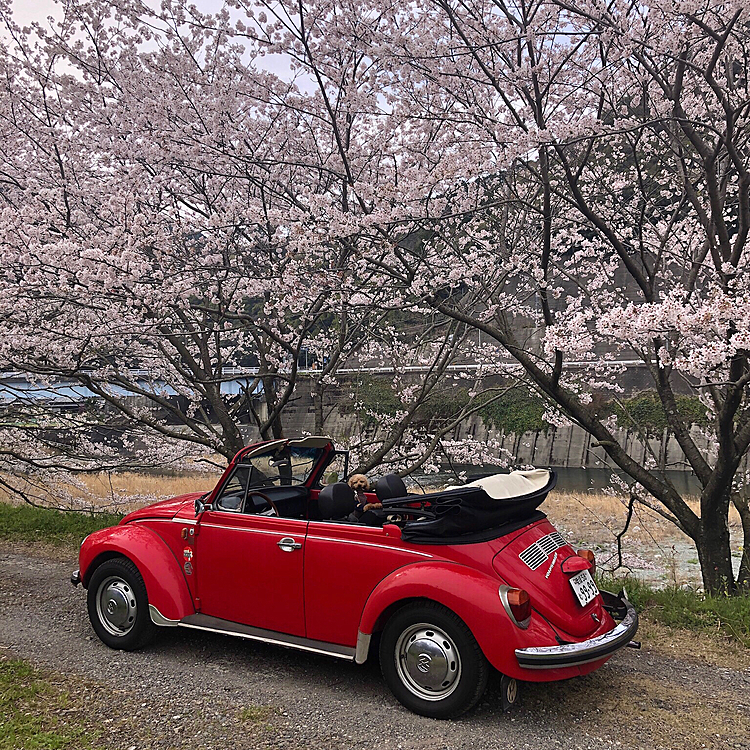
395,623 -> 461,701
96,576 -> 137,637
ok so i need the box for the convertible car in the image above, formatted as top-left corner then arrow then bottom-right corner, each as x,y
72,436 -> 638,718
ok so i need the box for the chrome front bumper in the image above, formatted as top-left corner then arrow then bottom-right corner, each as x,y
70,569 -> 81,587
515,590 -> 638,669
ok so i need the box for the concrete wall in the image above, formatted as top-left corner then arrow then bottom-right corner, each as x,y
115,371 -> 747,475
269,374 -> 732,473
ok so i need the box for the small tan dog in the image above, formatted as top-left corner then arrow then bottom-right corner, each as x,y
347,474 -> 382,512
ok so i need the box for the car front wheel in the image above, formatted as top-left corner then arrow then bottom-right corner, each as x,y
87,557 -> 155,651
379,601 -> 489,718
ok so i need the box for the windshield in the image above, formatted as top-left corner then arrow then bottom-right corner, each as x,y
238,445 -> 323,487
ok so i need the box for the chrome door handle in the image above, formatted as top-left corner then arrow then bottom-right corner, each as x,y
277,537 -> 302,552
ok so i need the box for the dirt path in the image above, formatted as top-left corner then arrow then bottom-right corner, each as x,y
1,543 -> 749,750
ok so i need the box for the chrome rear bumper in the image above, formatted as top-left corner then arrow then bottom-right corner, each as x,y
515,590 -> 638,669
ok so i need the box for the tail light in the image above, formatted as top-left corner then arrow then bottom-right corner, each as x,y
508,588 -> 530,621
577,549 -> 596,575
499,586 -> 531,628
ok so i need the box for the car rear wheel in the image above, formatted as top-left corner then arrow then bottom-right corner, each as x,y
379,601 -> 489,718
87,557 -> 155,651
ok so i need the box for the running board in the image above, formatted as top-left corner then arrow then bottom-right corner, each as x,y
177,613 -> 357,661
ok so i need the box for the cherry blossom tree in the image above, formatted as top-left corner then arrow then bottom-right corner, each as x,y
0,0 -> 491,502
0,0 -> 404,460
2,0 -> 749,595
0,0 -> 299,458
355,0 -> 750,594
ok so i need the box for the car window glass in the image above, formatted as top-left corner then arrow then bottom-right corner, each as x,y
319,452 -> 347,486
242,446 -> 323,488
215,466 -> 250,512
288,447 -> 320,482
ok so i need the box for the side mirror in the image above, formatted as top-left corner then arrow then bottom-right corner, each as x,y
195,496 -> 209,515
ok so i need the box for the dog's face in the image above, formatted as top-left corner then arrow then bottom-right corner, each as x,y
347,474 -> 370,492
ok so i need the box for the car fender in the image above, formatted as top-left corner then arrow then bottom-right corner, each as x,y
358,561 -> 557,675
79,524 -> 195,623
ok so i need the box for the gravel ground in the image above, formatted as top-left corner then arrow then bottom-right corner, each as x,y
1,543 -> 749,750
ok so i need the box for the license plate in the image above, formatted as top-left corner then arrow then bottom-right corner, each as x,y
570,569 -> 598,607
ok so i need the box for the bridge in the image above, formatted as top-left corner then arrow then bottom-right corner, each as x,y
0,360 -> 647,403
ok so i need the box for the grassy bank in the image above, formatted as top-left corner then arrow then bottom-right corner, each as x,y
0,658 -> 99,750
600,574 -> 750,648
0,503 -> 122,546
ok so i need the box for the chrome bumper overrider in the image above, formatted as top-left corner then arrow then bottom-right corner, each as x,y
515,590 -> 638,669
70,569 -> 81,587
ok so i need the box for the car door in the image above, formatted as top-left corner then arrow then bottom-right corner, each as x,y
195,469 -> 307,637
303,521 -> 435,646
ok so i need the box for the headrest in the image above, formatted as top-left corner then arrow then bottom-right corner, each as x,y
375,473 -> 408,502
318,482 -> 357,520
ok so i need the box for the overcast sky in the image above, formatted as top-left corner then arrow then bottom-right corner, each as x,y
13,0 -> 58,26
10,0 -> 300,83
13,0 -> 220,27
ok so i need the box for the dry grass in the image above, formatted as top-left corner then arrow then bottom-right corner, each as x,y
638,618 -> 750,671
546,491 -> 745,587
547,490 -> 742,546
0,470 -> 221,513
546,491 -> 690,544
523,667 -> 750,750
77,471 -> 218,510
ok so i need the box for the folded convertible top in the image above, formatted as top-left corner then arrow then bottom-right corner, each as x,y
380,469 -> 557,544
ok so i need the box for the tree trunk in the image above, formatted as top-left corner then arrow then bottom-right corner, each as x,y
733,494 -> 750,590
207,391 -> 246,460
313,379 -> 324,434
262,375 -> 284,439
696,512 -> 736,595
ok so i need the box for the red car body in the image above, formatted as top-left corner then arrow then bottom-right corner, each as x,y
73,437 -> 638,718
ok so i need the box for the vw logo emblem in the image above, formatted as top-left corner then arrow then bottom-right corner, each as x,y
417,653 -> 432,673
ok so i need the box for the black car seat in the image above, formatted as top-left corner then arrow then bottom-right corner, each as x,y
375,473 -> 409,502
317,482 -> 357,521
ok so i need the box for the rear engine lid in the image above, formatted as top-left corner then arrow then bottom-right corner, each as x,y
492,518 -> 602,638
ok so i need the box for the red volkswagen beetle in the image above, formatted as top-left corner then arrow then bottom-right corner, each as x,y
72,436 -> 638,718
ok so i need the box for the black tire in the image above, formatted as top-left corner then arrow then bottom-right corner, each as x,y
86,557 -> 155,651
379,601 -> 489,719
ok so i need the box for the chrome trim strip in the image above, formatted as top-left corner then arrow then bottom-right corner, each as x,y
177,613 -> 356,661
198,523 -> 306,536
515,592 -> 638,669
307,535 -> 433,558
133,518 -> 198,528
355,631 -> 372,664
149,604 -> 180,627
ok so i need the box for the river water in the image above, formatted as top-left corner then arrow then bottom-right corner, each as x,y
417,466 -> 702,497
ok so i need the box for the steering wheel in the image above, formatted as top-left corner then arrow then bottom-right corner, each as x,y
247,491 -> 280,517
